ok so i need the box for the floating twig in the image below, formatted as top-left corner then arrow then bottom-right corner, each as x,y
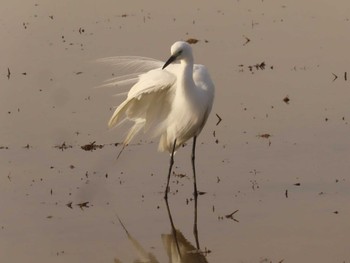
332,73 -> 338,82
243,35 -> 250,46
215,113 -> 222,126
225,210 -> 239,222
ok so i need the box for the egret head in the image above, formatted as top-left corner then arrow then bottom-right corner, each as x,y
162,41 -> 193,70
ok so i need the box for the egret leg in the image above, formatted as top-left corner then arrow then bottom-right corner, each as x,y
191,136 -> 200,249
191,136 -> 198,198
165,139 -> 177,200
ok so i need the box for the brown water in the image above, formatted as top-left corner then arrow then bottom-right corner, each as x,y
1,0 -> 350,262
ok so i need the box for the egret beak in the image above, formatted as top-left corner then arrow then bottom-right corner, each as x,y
162,55 -> 177,70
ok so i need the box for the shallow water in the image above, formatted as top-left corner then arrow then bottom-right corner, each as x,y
1,0 -> 350,262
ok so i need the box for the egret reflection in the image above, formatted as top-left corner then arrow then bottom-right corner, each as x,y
115,216 -> 159,263
115,197 -> 209,263
162,229 -> 208,263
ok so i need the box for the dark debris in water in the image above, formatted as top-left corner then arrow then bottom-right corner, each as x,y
225,210 -> 239,222
283,96 -> 290,104
215,113 -> 222,126
243,35 -> 250,46
52,141 -> 118,151
77,201 -> 90,210
257,133 -> 271,139
54,142 -> 73,151
7,68 -> 11,79
173,172 -> 187,178
118,13 -> 134,18
81,141 -> 104,151
218,210 -> 239,222
332,73 -> 338,82
249,61 -> 266,71
23,144 -> 32,149
186,38 -> 199,44
331,71 -> 348,82
66,202 -> 91,210
238,61 -> 273,73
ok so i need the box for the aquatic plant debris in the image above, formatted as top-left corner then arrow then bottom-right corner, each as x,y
77,202 -> 90,210
54,142 -> 73,151
257,133 -> 271,139
283,96 -> 290,104
248,61 -> 265,71
186,38 -> 199,44
81,141 -> 104,151
238,62 -> 273,73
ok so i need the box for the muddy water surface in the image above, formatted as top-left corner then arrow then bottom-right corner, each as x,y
1,0 -> 350,262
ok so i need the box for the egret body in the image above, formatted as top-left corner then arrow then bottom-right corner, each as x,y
107,41 -> 215,198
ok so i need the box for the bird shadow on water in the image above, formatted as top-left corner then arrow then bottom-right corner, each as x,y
114,195 -> 209,263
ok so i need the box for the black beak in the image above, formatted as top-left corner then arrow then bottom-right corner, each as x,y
162,55 -> 177,70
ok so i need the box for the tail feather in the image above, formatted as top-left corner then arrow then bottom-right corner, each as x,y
124,120 -> 145,145
108,100 -> 132,128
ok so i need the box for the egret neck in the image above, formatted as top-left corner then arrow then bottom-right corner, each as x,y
178,55 -> 195,98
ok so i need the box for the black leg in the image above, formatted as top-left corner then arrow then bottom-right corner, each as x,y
191,136 -> 200,249
191,136 -> 198,198
165,139 -> 177,200
193,186 -> 200,250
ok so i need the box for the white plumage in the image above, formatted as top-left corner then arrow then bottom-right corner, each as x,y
104,41 -> 215,153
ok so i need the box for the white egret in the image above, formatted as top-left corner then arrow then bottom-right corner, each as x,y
106,41 -> 215,199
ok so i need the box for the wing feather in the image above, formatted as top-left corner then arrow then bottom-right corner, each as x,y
103,57 -> 178,144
